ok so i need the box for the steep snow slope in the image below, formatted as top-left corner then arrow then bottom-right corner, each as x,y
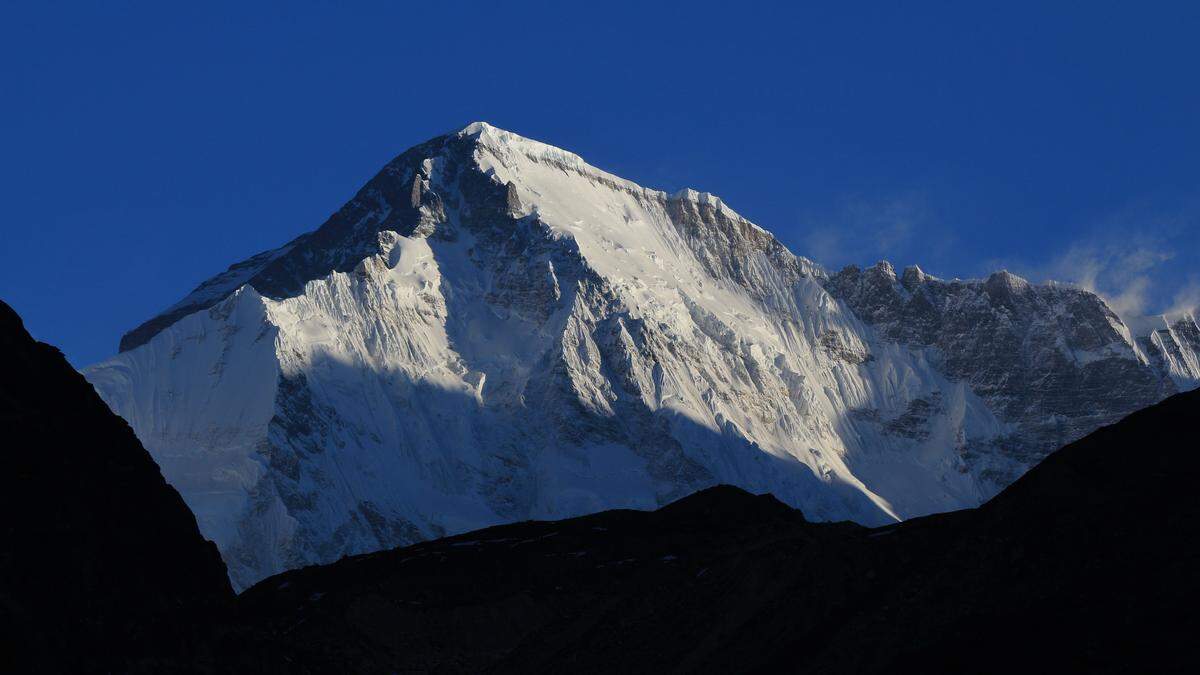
85,123 -> 1195,589
1125,312 -> 1200,389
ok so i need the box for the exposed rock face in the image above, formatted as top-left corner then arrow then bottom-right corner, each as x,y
84,123 -> 1199,589
0,301 -> 233,672
825,262 -> 1182,488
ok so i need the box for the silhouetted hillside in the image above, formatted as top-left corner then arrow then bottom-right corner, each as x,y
0,301 -> 233,672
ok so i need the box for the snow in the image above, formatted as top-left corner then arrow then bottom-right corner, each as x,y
85,287 -> 284,555
1123,312 -> 1200,387
82,123 -> 1193,590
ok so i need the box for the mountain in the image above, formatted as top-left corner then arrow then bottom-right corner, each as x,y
2,300 -> 1195,671
0,300 -> 234,672
84,122 -> 1200,589
826,263 -> 1198,486
1125,311 -> 1200,387
223,387 -> 1200,672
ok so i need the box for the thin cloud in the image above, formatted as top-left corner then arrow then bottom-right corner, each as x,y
1044,241 -> 1173,316
803,189 -> 1197,320
799,192 -> 950,270
1167,277 -> 1200,317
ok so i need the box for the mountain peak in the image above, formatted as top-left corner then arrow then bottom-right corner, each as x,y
457,120 -> 495,136
901,264 -> 933,288
89,123 -> 1197,590
455,123 -> 749,224
985,269 -> 1031,292
871,260 -> 897,279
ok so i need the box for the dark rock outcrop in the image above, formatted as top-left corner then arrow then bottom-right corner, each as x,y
0,301 -> 234,672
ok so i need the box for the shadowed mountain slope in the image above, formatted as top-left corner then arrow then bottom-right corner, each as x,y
221,389 -> 1199,673
0,300 -> 234,672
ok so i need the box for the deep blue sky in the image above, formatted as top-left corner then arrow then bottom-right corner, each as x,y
2,1 -> 1198,366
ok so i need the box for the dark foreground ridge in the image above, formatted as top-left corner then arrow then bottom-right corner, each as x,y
2,300 -> 1196,672
0,301 -> 234,672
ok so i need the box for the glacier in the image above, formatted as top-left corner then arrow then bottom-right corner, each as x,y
84,122 -> 1200,589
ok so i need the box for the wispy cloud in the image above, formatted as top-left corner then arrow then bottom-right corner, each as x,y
1042,240 -> 1173,316
989,197 -> 1200,318
1167,277 -> 1200,316
799,192 -> 952,270
800,187 -> 1198,319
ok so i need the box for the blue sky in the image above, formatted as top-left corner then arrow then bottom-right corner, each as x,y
2,1 -> 1197,366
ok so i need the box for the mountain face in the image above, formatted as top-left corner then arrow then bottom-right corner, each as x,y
0,301 -> 233,672
84,123 -> 1200,589
825,263 -> 1191,487
226,388 -> 1200,673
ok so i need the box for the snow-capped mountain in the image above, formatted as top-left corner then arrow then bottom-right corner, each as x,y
85,123 -> 1200,589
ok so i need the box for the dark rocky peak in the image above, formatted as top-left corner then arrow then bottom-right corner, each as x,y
869,259 -> 897,281
826,261 -> 907,324
832,260 -> 899,286
982,269 -> 1032,305
900,264 -> 933,289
